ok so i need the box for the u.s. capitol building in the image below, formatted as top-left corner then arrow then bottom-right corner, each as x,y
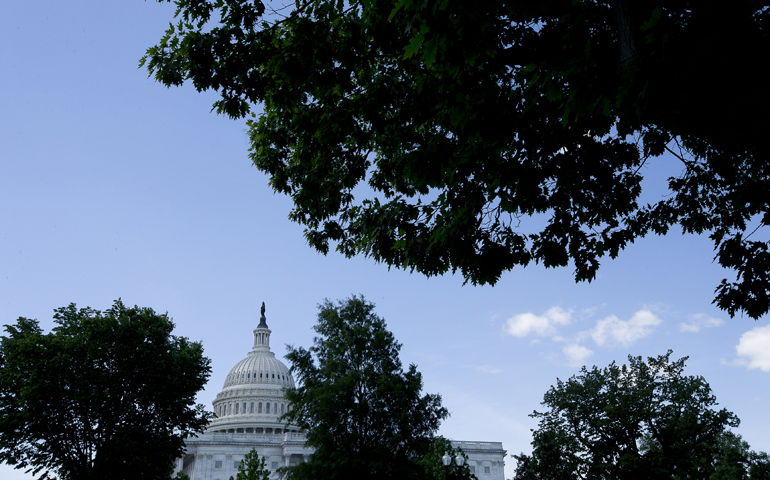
174,308 -> 506,479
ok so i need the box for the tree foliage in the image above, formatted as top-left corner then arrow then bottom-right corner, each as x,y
0,301 -> 212,480
279,295 -> 448,480
143,1 -> 770,319
417,437 -> 476,480
230,448 -> 271,480
516,351 -> 742,480
709,432 -> 770,480
516,430 -> 770,480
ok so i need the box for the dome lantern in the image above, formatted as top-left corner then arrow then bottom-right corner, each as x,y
253,302 -> 271,352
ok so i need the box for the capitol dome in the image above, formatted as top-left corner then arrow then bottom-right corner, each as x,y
223,353 -> 294,389
208,304 -> 298,435
174,304 -> 506,480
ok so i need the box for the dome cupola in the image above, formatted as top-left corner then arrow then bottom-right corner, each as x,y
208,303 -> 297,435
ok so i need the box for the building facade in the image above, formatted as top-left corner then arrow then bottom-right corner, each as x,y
175,308 -> 506,479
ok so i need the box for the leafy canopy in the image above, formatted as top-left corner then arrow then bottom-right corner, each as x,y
143,1 -> 770,318
516,351 -> 741,480
0,300 -> 212,480
280,295 -> 448,480
230,448 -> 271,480
417,437 -> 477,480
708,432 -> 770,480
515,431 -> 770,480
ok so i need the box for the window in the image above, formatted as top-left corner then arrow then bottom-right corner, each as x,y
258,403 -> 262,413
271,462 -> 279,469
484,466 -> 491,474
290,462 -> 296,467
250,402 -> 254,413
281,404 -> 284,414
470,466 -> 475,474
243,402 -> 246,413
235,403 -> 239,414
266,402 -> 270,414
234,461 -> 241,469
214,461 -> 223,469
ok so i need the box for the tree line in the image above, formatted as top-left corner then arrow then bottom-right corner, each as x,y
2,297 -> 768,479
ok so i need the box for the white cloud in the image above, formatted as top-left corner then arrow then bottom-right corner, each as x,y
580,305 -> 601,317
563,344 -> 593,366
503,307 -> 572,338
475,365 -> 504,374
721,357 -> 747,367
736,324 -> 770,372
591,310 -> 661,347
680,313 -> 724,333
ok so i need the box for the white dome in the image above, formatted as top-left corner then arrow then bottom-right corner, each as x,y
223,350 -> 295,389
207,306 -> 299,435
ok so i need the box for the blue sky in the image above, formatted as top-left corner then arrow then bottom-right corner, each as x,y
2,2 -> 768,479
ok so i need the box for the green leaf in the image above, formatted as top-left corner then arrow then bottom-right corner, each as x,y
640,6 -> 662,32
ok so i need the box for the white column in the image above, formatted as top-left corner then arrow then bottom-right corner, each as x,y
194,453 -> 205,480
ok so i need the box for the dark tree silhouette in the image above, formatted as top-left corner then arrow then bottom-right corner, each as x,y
143,1 -> 770,318
0,301 -> 211,480
280,295 -> 447,480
